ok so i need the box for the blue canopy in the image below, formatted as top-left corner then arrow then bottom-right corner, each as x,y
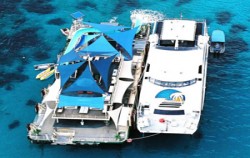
75,34 -> 99,50
65,28 -> 101,54
78,36 -> 119,56
211,30 -> 225,42
58,62 -> 84,87
84,22 -> 129,33
106,27 -> 138,60
71,11 -> 84,20
59,49 -> 82,64
92,55 -> 116,89
63,64 -> 104,94
58,95 -> 104,109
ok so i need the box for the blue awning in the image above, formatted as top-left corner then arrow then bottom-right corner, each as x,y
64,28 -> 101,54
58,95 -> 104,109
106,27 -> 138,60
59,49 -> 82,64
63,64 -> 104,94
75,34 -> 99,50
211,30 -> 225,42
92,55 -> 116,89
58,62 -> 85,87
84,22 -> 129,33
78,36 -> 119,56
71,11 -> 84,20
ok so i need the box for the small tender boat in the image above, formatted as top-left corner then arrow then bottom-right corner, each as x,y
210,30 -> 225,53
39,68 -> 55,80
60,28 -> 70,36
36,67 -> 55,80
34,63 -> 54,70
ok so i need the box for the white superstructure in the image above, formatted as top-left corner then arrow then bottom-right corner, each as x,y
137,19 -> 209,134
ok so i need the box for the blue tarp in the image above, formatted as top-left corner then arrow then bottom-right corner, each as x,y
78,36 -> 119,56
59,49 -> 82,64
58,95 -> 104,109
58,62 -> 84,87
211,30 -> 225,42
84,22 -> 129,33
71,11 -> 84,20
75,34 -> 99,50
106,27 -> 138,60
92,55 -> 116,89
63,64 -> 104,94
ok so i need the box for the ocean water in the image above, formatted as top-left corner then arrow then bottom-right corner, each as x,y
0,0 -> 250,157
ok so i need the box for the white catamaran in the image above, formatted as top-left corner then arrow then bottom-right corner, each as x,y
137,19 -> 210,134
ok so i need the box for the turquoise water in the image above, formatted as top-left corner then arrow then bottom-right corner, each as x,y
0,0 -> 250,157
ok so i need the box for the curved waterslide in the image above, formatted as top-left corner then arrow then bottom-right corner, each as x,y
64,28 -> 100,54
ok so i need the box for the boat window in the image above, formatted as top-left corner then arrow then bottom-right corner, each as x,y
149,77 -> 197,87
198,65 -> 202,74
154,109 -> 184,115
146,64 -> 150,72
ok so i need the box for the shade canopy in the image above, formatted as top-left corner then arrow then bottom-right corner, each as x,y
112,79 -> 133,103
75,34 -> 99,50
58,95 -> 104,109
118,60 -> 134,80
71,11 -> 84,20
63,64 -> 104,94
106,27 -> 138,60
58,62 -> 84,87
107,106 -> 122,128
211,30 -> 225,42
65,28 -> 101,54
78,36 -> 119,56
84,22 -> 129,33
92,55 -> 116,89
59,49 -> 82,64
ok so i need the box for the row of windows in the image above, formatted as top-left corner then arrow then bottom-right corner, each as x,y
149,77 -> 197,87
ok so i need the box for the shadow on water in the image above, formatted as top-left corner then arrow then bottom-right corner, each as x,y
175,0 -> 192,7
215,11 -> 233,24
76,1 -> 97,10
47,18 -> 66,26
229,24 -> 248,34
22,0 -> 55,14
113,0 -> 141,14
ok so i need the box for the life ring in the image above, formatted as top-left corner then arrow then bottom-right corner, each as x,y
159,118 -> 165,123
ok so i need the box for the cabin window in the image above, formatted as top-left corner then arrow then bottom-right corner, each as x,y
154,109 -> 185,115
198,65 -> 202,74
146,64 -> 150,72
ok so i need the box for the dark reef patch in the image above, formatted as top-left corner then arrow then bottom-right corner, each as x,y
229,24 -> 248,34
47,18 -> 66,25
8,120 -> 20,130
76,1 -> 97,10
5,84 -> 14,91
26,99 -> 37,106
216,11 -> 232,24
175,0 -> 192,6
32,50 -> 50,61
0,71 -> 29,88
22,0 -> 55,14
226,37 -> 248,54
113,0 -> 140,14
0,1 -> 21,16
